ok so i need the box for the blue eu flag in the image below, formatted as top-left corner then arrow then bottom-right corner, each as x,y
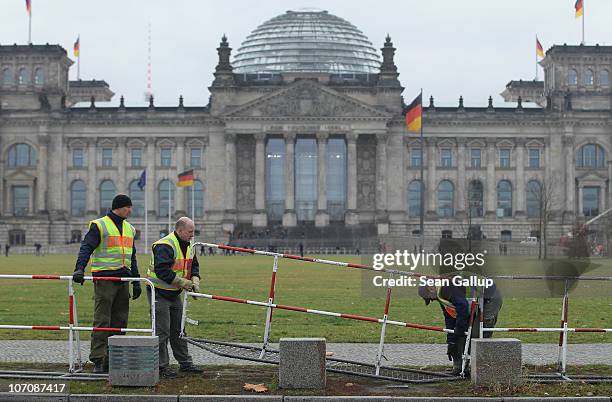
137,169 -> 146,190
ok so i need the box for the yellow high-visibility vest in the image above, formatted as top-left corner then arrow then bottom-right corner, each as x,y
147,232 -> 193,291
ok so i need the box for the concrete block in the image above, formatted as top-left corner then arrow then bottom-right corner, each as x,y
0,394 -> 68,402
180,396 -> 283,402
471,338 -> 522,387
70,396 -> 176,401
108,335 -> 159,387
279,337 -> 326,389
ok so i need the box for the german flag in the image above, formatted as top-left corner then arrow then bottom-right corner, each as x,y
405,93 -> 422,133
73,36 -> 80,57
177,169 -> 194,187
536,37 -> 544,59
575,0 -> 583,18
25,0 -> 31,16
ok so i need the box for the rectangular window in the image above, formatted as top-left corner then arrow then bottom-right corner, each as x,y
161,148 -> 172,167
13,186 -> 30,216
102,148 -> 113,167
583,186 -> 600,217
72,148 -> 84,167
499,149 -> 511,168
411,148 -> 422,167
440,148 -> 452,167
190,148 -> 201,167
131,148 -> 142,167
528,149 -> 540,168
470,148 -> 481,168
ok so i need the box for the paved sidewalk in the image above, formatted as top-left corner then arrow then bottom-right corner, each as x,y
1,340 -> 611,366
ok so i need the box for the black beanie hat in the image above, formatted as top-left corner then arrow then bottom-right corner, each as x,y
112,194 -> 132,210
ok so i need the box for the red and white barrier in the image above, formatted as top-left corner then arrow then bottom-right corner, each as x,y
0,275 -> 156,373
186,242 -> 612,378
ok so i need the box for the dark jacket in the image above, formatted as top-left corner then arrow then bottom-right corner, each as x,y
74,211 -> 139,278
438,285 -> 469,344
152,231 -> 200,300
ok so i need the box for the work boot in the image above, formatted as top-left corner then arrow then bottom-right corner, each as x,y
179,364 -> 204,374
159,366 -> 177,378
451,336 -> 467,376
93,360 -> 108,374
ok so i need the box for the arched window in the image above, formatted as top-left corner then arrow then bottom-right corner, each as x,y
468,180 -> 484,217
34,68 -> 44,86
159,179 -> 175,217
600,70 -> 609,86
576,143 -> 605,168
187,180 -> 204,217
265,137 -> 285,222
129,180 -> 145,217
526,180 -> 542,218
497,180 -> 513,217
1,68 -> 12,86
584,69 -> 594,86
437,180 -> 454,217
568,69 -> 578,86
7,143 -> 36,167
99,180 -> 116,215
407,180 -> 423,218
18,67 -> 29,85
70,180 -> 87,216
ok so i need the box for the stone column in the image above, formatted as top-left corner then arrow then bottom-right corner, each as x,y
223,133 -> 237,222
485,139 -> 496,217
48,133 -> 64,216
145,137 -> 156,217
117,139 -> 127,195
426,138 -> 437,217
315,132 -> 329,227
375,134 -> 388,216
608,161 -> 612,211
253,133 -> 267,227
282,132 -> 297,227
36,132 -> 49,213
175,138 -> 185,214
456,138 -> 467,217
345,133 -> 359,225
515,139 -> 526,218
0,135 -> 4,215
578,185 -> 583,217
86,139 -> 97,215
562,133 -> 575,221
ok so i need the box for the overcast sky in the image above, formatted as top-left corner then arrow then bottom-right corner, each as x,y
2,0 -> 611,107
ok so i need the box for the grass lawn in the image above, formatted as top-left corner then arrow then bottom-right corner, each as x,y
0,254 -> 610,343
1,363 -> 612,397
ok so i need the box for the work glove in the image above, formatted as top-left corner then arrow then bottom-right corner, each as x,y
192,276 -> 200,293
72,269 -> 85,285
447,342 -> 457,361
132,282 -> 142,300
171,276 -> 193,291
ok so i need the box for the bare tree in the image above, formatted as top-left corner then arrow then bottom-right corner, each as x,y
456,180 -> 483,253
528,176 -> 558,259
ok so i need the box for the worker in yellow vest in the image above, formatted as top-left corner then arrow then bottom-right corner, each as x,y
72,194 -> 141,374
147,217 -> 202,378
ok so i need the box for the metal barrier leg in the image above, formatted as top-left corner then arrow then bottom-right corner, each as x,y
181,290 -> 189,337
72,288 -> 82,372
260,255 -> 279,359
460,299 -> 477,377
68,280 -> 74,373
561,280 -> 569,377
374,283 -> 392,376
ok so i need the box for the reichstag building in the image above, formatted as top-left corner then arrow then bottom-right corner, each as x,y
0,9 -> 611,251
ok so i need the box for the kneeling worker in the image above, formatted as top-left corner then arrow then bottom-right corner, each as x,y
147,217 -> 203,378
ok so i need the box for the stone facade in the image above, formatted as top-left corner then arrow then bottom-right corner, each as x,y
1,39 -> 612,249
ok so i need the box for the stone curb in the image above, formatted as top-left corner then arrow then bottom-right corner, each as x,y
0,394 -> 610,401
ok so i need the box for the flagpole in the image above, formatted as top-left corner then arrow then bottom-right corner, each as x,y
535,35 -> 538,81
582,1 -> 585,45
144,170 -> 148,255
28,4 -> 32,44
419,88 -> 424,252
168,170 -> 172,234
191,181 -> 195,222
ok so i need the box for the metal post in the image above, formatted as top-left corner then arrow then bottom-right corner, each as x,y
375,279 -> 392,376
460,299 -> 477,377
68,280 -> 74,373
180,290 -> 188,337
260,255 -> 279,359
561,280 -> 569,376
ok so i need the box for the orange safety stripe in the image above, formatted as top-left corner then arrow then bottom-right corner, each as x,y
107,236 -> 134,248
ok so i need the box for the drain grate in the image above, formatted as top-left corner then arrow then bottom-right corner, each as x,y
184,337 -> 459,383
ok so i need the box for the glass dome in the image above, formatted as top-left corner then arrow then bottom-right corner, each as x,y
232,9 -> 381,74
